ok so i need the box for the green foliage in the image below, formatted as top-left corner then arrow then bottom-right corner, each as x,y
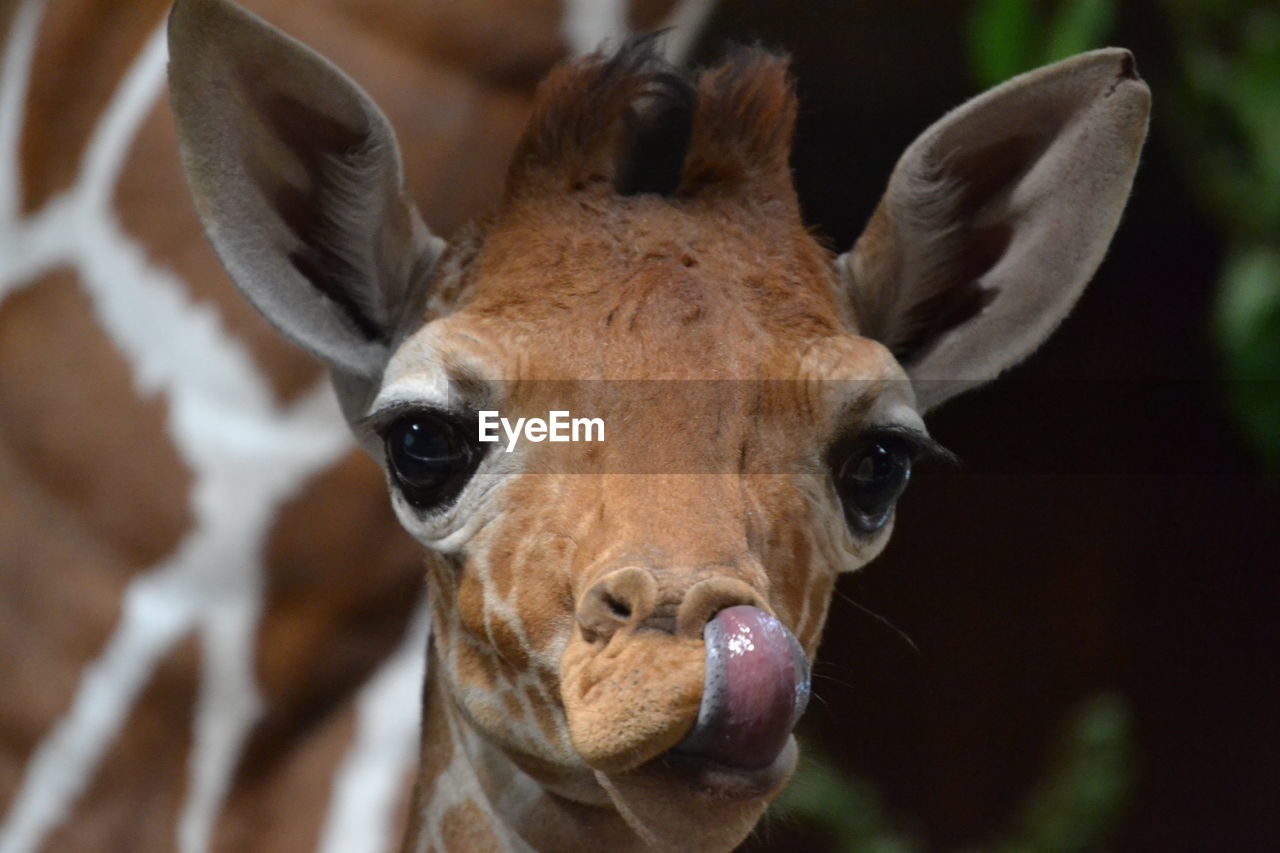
773,696 -> 1134,852
968,0 -> 1280,471
774,753 -> 919,852
1043,0 -> 1117,68
968,0 -> 1116,87
1165,3 -> 1280,470
1215,247 -> 1280,469
979,696 -> 1134,853
968,0 -> 1038,87
1169,3 -> 1280,241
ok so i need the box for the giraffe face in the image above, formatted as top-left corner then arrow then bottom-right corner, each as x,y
359,190 -> 928,835
170,0 -> 1148,847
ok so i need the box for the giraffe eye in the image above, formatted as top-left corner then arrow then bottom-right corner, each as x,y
383,413 -> 481,510
835,437 -> 914,532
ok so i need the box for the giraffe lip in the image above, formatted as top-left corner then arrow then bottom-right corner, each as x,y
671,605 -> 810,771
653,734 -> 799,798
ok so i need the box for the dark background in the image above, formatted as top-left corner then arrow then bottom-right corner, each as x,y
690,2 -> 1280,850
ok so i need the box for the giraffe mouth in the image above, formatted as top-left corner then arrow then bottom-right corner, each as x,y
560,602 -> 808,784
671,605 -> 811,772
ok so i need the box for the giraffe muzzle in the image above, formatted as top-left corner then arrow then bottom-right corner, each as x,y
673,605 -> 810,770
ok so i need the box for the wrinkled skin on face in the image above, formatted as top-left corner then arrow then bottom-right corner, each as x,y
380,190 -> 910,843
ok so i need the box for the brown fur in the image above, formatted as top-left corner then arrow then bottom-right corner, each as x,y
19,0 -> 172,213
212,703 -> 361,853
682,47 -> 797,199
380,41 -> 1147,850
389,49 -> 902,852
238,453 -> 423,783
41,637 -> 198,852
440,801 -> 503,853
0,0 -> 596,848
0,272 -> 194,565
505,38 -> 798,208
10,3 -> 1152,845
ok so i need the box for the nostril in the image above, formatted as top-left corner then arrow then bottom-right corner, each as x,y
675,577 -> 768,639
604,594 -> 631,620
576,567 -> 657,643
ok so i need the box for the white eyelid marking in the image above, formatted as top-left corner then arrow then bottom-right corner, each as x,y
864,375 -> 926,436
882,401 -> 927,437
371,326 -> 504,422
369,355 -> 455,421
371,329 -> 453,414
368,377 -> 454,420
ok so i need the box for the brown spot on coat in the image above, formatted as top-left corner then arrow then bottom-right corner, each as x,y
441,800 -> 503,853
0,272 -> 193,567
40,637 -> 198,852
416,659 -> 456,798
0,447 -> 148,810
239,453 -> 421,782
212,703 -> 368,853
523,684 -> 563,749
18,0 -> 171,214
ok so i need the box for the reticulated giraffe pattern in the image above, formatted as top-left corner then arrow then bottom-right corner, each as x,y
0,1 -> 708,850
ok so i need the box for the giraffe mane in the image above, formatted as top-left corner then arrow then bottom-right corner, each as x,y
505,36 -> 797,205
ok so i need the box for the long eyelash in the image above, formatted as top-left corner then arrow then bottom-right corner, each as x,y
865,425 -> 959,467
356,403 -> 421,437
359,403 -> 472,439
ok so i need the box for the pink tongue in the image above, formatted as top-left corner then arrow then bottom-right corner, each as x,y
675,605 -> 810,769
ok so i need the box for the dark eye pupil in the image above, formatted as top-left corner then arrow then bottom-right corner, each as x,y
839,441 -> 912,531
384,415 -> 478,510
401,421 -> 456,466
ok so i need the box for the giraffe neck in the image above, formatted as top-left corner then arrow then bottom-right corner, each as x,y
408,646 -> 652,853
0,3 -> 433,850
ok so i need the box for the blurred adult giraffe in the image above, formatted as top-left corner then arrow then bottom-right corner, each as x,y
0,1 -> 712,851
160,0 -> 1149,851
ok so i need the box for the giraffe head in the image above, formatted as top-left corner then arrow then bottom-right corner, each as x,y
169,0 -> 1149,847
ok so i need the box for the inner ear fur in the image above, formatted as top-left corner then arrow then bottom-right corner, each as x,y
838,48 -> 1150,412
168,0 -> 441,380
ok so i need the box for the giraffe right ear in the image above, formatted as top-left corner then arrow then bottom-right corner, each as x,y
168,0 -> 442,380
837,49 -> 1149,412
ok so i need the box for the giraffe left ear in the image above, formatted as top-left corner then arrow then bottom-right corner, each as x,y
837,49 -> 1150,412
168,0 -> 442,382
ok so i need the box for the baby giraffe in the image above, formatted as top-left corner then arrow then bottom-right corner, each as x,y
167,0 -> 1149,849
